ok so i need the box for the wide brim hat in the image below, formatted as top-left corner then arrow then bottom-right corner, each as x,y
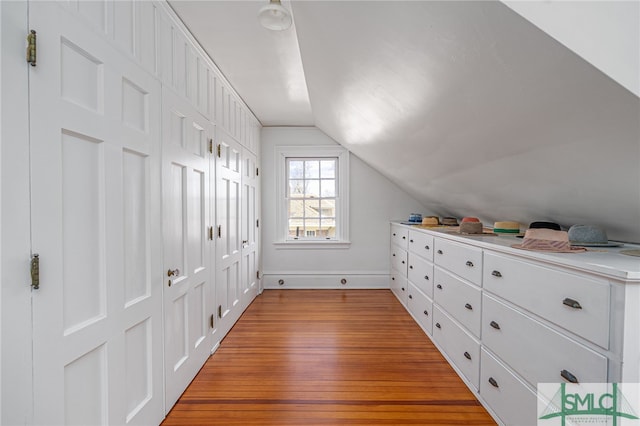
517,221 -> 562,238
420,216 -> 440,227
568,224 -> 623,247
512,229 -> 587,253
441,217 -> 459,226
493,221 -> 521,234
454,221 -> 496,236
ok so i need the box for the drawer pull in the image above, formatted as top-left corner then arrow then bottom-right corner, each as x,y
561,369 -> 579,383
489,320 -> 501,330
563,298 -> 582,310
488,377 -> 499,388
465,303 -> 473,310
410,239 -> 414,243
402,236 -> 406,240
435,322 -> 441,329
425,245 -> 430,250
466,261 -> 474,267
424,275 -> 430,281
391,277 -> 395,281
437,250 -> 443,255
423,310 -> 429,316
393,233 -> 397,236
409,294 -> 413,300
409,265 -> 413,269
464,351 -> 471,360
491,270 -> 502,278
401,260 -> 405,264
436,284 -> 443,290
393,253 -> 396,257
401,287 -> 405,291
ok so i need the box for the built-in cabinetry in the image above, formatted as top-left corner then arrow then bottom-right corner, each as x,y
390,223 -> 640,426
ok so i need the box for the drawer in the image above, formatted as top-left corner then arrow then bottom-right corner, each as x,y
391,247 -> 408,276
391,224 -> 409,249
484,251 -> 610,348
432,305 -> 480,390
434,267 -> 482,337
391,273 -> 408,306
480,348 -> 538,426
408,230 -> 434,261
408,254 -> 433,298
407,283 -> 433,335
434,238 -> 483,285
482,293 -> 608,387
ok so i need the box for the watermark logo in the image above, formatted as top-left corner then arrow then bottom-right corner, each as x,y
538,383 -> 640,426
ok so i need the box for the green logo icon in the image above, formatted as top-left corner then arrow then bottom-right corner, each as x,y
539,383 -> 639,426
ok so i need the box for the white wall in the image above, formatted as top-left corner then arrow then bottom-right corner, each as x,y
261,127 -> 429,289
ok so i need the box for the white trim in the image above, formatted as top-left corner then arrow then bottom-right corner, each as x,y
275,145 -> 350,245
262,273 -> 390,290
263,270 -> 389,276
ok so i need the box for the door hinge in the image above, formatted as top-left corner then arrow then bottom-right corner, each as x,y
256,219 -> 259,228
208,139 -> 213,154
30,253 -> 40,290
210,314 -> 214,328
208,226 -> 214,240
26,30 -> 37,67
257,270 -> 261,280
256,167 -> 259,176
218,305 -> 222,318
217,144 -> 221,158
218,225 -> 222,238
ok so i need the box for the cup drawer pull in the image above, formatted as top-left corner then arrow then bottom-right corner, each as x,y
561,369 -> 579,383
464,303 -> 473,310
464,351 -> 471,360
423,310 -> 429,316
437,250 -> 443,255
425,245 -> 430,250
491,270 -> 502,278
488,377 -> 499,388
410,239 -> 414,243
436,284 -> 442,290
466,261 -> 474,267
563,298 -> 582,309
435,322 -> 441,329
489,320 -> 501,330
408,294 -> 413,300
409,265 -> 413,269
424,275 -> 430,281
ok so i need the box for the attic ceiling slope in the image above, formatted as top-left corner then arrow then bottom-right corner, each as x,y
291,1 -> 640,243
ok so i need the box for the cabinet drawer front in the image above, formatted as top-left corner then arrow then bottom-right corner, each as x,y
434,238 -> 483,285
433,306 -> 480,390
483,251 -> 610,348
408,254 -> 434,298
480,349 -> 538,426
391,225 -> 409,249
391,274 -> 408,306
408,283 -> 433,335
408,230 -> 434,261
482,294 -> 608,386
434,267 -> 481,337
391,247 -> 408,276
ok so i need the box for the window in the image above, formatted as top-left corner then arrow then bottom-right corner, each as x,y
275,145 -> 350,248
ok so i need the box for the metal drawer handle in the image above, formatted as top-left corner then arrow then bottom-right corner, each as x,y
436,284 -> 443,290
488,377 -> 499,388
491,270 -> 502,278
464,351 -> 471,360
437,250 -> 443,255
393,233 -> 397,236
466,261 -> 474,267
402,236 -> 406,240
401,260 -> 405,264
401,287 -> 405,291
563,298 -> 582,310
490,320 -> 501,330
409,265 -> 413,269
435,322 -> 441,329
408,294 -> 413,300
393,253 -> 396,257
561,369 -> 579,383
410,239 -> 414,243
424,275 -> 429,281
423,310 -> 429,316
425,245 -> 430,250
465,303 -> 473,310
391,277 -> 395,281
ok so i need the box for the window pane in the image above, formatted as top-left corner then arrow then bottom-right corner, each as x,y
288,218 -> 304,238
305,160 -> 320,179
288,200 -> 304,218
320,218 -> 336,238
304,219 -> 320,235
289,180 -> 304,198
305,200 -> 320,218
305,180 -> 320,198
320,199 -> 335,217
320,160 -> 336,178
320,179 -> 336,197
288,160 -> 304,179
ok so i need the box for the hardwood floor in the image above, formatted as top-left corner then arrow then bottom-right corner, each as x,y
162,290 -> 496,425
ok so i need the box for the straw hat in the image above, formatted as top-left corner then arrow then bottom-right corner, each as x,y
493,221 -> 521,234
512,229 -> 586,253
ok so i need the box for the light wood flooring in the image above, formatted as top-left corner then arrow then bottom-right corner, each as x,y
162,289 -> 496,425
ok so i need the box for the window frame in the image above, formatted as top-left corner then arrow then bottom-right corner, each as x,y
275,145 -> 350,249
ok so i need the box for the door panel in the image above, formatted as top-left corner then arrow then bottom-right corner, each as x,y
161,87 -> 213,411
241,149 -> 259,300
30,3 -> 163,425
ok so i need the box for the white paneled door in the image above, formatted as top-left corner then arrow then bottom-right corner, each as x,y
215,128 -> 243,337
241,149 -> 260,304
30,2 -> 164,425
161,88 -> 214,411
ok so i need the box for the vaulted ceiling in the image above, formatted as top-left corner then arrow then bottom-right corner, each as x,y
169,1 -> 640,243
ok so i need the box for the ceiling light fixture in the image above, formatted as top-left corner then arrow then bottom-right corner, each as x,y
258,0 -> 292,31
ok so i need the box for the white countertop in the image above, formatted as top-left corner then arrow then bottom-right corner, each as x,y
392,222 -> 640,282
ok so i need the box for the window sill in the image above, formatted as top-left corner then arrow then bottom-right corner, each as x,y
273,240 -> 351,250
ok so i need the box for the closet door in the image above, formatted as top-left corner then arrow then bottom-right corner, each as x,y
161,87 -> 213,411
29,2 -> 163,425
215,128 -> 242,337
241,149 -> 260,305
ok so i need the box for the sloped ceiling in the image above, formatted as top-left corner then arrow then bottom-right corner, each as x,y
170,1 -> 640,243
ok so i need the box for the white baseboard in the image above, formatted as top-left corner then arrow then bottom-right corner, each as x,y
262,273 -> 390,289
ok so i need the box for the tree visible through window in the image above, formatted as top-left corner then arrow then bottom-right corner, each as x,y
286,158 -> 337,240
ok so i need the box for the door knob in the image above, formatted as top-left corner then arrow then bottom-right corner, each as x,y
167,268 -> 180,277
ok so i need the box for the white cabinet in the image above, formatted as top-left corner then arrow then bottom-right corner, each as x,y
408,230 -> 434,262
434,238 -> 482,284
434,267 -> 481,337
407,283 -> 433,335
408,253 -> 433,298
